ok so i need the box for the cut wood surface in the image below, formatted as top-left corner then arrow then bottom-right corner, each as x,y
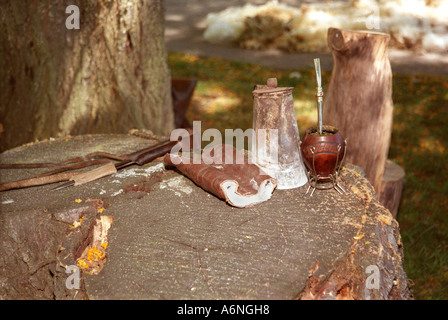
0,133 -> 412,300
323,28 -> 394,192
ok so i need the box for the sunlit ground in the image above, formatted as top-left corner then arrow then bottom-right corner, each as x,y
168,52 -> 448,300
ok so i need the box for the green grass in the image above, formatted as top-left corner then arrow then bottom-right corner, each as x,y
168,52 -> 448,300
390,74 -> 448,299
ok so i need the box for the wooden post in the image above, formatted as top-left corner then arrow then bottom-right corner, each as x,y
377,160 -> 405,218
323,28 -> 394,192
171,78 -> 197,128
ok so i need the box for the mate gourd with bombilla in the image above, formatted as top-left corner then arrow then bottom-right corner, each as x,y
300,58 -> 346,196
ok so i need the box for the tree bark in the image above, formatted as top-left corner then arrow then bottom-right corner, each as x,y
0,0 -> 174,152
323,28 -> 394,192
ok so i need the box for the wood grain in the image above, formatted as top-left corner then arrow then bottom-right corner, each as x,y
323,28 -> 394,192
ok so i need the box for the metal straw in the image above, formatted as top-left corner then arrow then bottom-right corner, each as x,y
313,58 -> 323,135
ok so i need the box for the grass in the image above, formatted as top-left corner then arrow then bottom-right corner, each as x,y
168,52 -> 448,300
390,74 -> 448,299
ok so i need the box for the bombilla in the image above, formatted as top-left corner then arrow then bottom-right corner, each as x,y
313,58 -> 323,135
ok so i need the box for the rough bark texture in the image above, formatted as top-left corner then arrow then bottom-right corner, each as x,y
0,133 -> 412,300
323,28 -> 394,192
0,0 -> 174,152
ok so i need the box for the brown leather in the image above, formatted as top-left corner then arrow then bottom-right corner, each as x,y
164,144 -> 277,208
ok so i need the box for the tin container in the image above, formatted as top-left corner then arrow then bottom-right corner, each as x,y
252,78 -> 307,189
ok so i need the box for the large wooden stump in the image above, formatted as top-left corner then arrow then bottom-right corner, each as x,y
0,134 -> 412,300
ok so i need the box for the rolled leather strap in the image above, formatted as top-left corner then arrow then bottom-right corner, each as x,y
164,144 -> 277,208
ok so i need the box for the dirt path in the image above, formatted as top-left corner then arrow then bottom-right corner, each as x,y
164,0 -> 448,76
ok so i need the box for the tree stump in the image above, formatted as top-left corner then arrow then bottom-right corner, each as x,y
377,160 -> 405,219
323,28 -> 394,192
0,134 -> 412,300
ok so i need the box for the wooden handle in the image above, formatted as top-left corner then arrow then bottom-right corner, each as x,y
72,162 -> 117,186
0,172 -> 81,192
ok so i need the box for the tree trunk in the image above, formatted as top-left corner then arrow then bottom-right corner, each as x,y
323,28 -> 393,192
0,0 -> 174,152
